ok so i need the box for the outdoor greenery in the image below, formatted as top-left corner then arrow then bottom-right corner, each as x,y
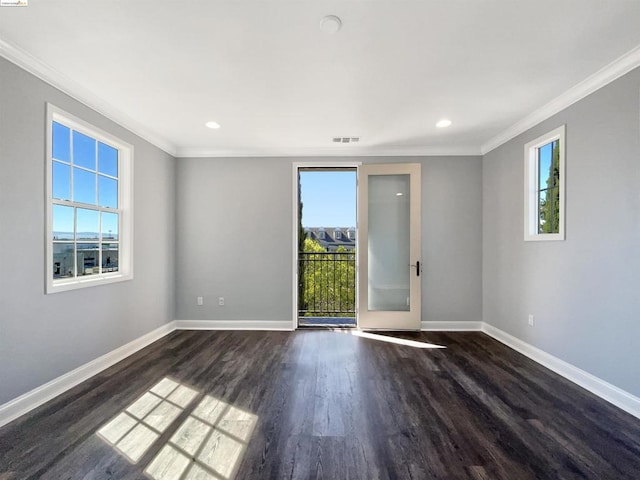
299,238 -> 356,317
539,140 -> 561,233
298,173 -> 355,318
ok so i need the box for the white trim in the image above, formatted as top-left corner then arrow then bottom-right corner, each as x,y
523,125 -> 565,242
293,162 -> 362,331
46,103 -> 134,293
0,321 -> 176,428
175,320 -> 293,331
481,323 -> 640,420
3,32 -> 639,160
482,44 -> 640,154
176,145 -> 481,159
421,321 -> 483,331
0,38 -> 176,156
1,318 -> 638,429
292,164 -> 299,331
358,163 -> 421,330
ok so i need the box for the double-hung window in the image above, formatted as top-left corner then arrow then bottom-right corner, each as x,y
46,104 -> 133,293
524,125 -> 565,241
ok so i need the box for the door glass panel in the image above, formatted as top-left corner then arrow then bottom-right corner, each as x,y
367,174 -> 410,311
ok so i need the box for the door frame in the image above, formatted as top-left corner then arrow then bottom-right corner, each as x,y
291,161 -> 361,330
357,163 -> 422,330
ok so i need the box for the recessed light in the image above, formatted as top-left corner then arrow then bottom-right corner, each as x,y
436,119 -> 452,128
396,192 -> 403,196
205,121 -> 220,129
320,15 -> 342,34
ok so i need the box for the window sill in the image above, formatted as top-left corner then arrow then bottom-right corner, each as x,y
524,233 -> 565,242
46,272 -> 133,294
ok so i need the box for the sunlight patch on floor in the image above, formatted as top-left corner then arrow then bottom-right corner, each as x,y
96,376 -> 258,479
332,329 -> 446,349
97,377 -> 198,463
145,396 -> 257,480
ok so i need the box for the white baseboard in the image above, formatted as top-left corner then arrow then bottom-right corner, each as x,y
481,322 -> 640,420
0,321 -> 177,428
421,321 -> 483,331
2,318 -> 638,428
175,320 -> 294,331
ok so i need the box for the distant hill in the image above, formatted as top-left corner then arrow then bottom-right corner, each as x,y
53,232 -> 118,240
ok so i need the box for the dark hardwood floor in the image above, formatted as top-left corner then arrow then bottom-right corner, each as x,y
1,329 -> 639,479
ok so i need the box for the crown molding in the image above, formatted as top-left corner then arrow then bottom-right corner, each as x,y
175,145 -> 482,159
6,31 -> 638,160
0,38 -> 177,157
481,44 -> 640,155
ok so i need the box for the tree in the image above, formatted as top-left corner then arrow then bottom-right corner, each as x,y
540,140 -> 560,233
300,238 -> 355,317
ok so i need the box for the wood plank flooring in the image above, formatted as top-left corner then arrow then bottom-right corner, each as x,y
1,330 -> 639,479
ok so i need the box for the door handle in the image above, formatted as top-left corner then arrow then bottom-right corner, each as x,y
410,261 -> 421,276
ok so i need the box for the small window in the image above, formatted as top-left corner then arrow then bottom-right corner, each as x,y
46,104 -> 133,293
524,125 -> 565,241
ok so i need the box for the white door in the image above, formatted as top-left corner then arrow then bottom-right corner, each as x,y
357,163 -> 421,330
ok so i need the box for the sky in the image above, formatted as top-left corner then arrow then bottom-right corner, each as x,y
539,142 -> 552,190
299,170 -> 356,227
53,122 -> 119,209
52,122 -> 119,236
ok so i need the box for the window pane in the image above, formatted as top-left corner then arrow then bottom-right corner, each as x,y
73,168 -> 97,205
538,186 -> 560,234
77,243 -> 99,276
76,208 -> 100,241
538,142 -> 553,191
73,130 -> 96,170
53,243 -> 75,279
102,243 -> 119,273
98,175 -> 118,208
52,161 -> 71,201
53,122 -> 71,162
102,212 -> 119,240
53,205 -> 74,240
367,174 -> 411,311
98,142 -> 118,177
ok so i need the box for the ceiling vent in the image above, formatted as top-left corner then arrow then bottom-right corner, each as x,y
332,137 -> 360,144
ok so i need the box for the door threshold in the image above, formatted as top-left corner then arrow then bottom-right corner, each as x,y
297,324 -> 357,329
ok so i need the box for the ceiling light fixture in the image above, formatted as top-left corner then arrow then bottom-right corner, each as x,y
396,192 -> 404,196
436,119 -> 452,128
205,121 -> 220,129
320,15 -> 342,34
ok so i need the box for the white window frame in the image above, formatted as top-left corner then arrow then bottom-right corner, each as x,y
46,103 -> 134,293
524,125 -> 565,242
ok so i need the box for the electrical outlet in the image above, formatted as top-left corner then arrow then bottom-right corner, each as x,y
528,314 -> 534,326
218,296 -> 225,306
197,296 -> 203,306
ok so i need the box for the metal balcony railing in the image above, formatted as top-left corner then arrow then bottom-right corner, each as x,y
298,251 -> 356,318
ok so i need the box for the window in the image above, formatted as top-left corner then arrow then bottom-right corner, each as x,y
46,104 -> 133,293
524,125 -> 565,241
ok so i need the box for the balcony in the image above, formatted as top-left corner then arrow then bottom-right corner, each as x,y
298,251 -> 356,326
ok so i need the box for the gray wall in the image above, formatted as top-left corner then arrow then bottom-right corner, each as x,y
483,67 -> 640,396
0,57 -> 177,403
175,156 -> 483,325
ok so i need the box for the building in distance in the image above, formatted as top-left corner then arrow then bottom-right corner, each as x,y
304,227 -> 356,251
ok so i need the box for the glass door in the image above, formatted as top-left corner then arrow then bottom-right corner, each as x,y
357,163 -> 421,330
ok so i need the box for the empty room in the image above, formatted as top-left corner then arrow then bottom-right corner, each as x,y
1,1 -> 640,479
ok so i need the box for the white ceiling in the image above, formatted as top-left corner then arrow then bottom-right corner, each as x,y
1,1 -> 640,157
